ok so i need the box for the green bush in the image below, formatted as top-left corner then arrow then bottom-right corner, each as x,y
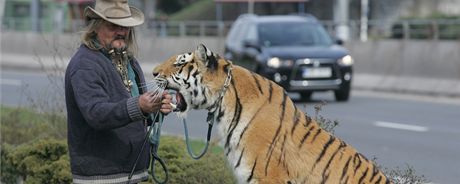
1,135 -> 235,184
147,136 -> 236,184
1,139 -> 72,184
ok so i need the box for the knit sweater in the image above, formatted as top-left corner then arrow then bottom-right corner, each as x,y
65,44 -> 150,184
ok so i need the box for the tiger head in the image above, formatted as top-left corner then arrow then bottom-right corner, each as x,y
153,44 -> 232,117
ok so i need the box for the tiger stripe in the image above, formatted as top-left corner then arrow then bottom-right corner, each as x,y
252,72 -> 264,94
358,167 -> 369,184
311,128 -> 322,143
247,158 -> 257,183
268,81 -> 274,102
299,126 -> 315,148
235,148 -> 245,169
341,156 -> 353,183
322,141 -> 347,180
291,108 -> 300,135
225,82 -> 242,153
312,136 -> 336,171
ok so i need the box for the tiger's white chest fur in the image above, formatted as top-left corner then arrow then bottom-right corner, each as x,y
216,107 -> 256,184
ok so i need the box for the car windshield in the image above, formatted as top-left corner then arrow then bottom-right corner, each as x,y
258,22 -> 333,47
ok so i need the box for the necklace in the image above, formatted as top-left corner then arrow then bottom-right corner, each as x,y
108,49 -> 132,92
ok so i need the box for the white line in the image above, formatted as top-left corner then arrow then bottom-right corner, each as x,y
0,79 -> 22,86
374,121 -> 429,132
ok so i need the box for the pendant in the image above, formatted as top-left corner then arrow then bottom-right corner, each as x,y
124,79 -> 132,92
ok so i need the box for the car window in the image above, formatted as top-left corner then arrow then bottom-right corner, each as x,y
226,19 -> 244,49
233,21 -> 250,49
257,22 -> 333,47
245,24 -> 258,41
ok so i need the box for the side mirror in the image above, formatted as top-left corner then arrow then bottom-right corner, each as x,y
335,39 -> 344,45
243,39 -> 260,51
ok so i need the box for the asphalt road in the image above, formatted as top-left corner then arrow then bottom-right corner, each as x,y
2,69 -> 459,184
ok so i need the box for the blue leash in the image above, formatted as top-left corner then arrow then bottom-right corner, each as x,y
182,118 -> 213,159
149,113 -> 169,184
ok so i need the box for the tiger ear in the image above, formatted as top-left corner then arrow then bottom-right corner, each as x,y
195,44 -> 208,62
195,44 -> 218,71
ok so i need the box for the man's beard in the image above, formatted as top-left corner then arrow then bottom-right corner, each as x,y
107,35 -> 128,53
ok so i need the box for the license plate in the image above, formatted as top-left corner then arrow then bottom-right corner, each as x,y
302,67 -> 332,78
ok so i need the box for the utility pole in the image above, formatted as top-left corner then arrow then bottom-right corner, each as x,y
248,0 -> 254,14
333,0 -> 350,41
360,0 -> 369,42
144,0 -> 156,20
0,0 -> 5,22
31,0 -> 40,32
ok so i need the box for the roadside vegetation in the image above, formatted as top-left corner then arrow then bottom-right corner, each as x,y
1,103 -> 429,183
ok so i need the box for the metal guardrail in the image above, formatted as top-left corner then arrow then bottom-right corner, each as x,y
321,19 -> 460,40
2,18 -> 460,40
145,21 -> 234,37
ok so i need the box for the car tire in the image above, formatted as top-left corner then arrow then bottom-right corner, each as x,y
334,84 -> 350,102
300,92 -> 312,102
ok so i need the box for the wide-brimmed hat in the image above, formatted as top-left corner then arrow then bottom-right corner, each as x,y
84,0 -> 144,27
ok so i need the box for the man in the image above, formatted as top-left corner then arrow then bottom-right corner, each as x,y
64,0 -> 172,183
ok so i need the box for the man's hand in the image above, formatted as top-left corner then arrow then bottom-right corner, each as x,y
139,91 -> 173,114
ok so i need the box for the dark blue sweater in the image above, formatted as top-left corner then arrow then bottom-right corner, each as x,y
65,44 -> 150,183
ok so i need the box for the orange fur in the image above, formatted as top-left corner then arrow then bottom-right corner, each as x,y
153,44 -> 392,184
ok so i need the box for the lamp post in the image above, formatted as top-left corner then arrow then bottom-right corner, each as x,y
334,0 -> 350,41
360,0 -> 369,42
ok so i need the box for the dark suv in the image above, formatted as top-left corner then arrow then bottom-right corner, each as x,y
224,14 -> 353,101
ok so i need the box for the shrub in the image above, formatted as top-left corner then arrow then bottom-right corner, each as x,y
383,164 -> 430,184
1,139 -> 72,184
1,135 -> 235,184
146,136 -> 236,184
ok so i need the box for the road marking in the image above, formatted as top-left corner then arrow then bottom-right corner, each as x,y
374,121 -> 429,132
0,79 -> 22,86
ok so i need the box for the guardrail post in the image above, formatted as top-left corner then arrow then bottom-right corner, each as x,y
217,21 -> 225,37
432,20 -> 439,40
403,21 -> 410,40
159,22 -> 167,37
200,22 -> 205,37
179,22 -> 186,37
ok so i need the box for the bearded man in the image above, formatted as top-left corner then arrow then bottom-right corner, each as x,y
64,0 -> 172,183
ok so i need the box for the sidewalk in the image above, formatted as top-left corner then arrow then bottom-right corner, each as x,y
2,53 -> 460,98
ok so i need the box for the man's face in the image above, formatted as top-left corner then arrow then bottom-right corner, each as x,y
96,21 -> 130,50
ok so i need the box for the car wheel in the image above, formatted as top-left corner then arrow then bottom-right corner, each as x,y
334,85 -> 350,102
300,92 -> 312,102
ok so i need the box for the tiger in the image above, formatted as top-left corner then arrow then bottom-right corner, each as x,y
153,44 -> 392,184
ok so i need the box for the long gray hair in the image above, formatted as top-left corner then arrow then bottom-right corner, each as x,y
81,19 -> 139,57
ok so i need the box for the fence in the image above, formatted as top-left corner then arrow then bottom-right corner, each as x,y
2,18 -> 460,40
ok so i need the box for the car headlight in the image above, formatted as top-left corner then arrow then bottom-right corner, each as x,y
267,57 -> 281,68
338,55 -> 354,66
267,57 -> 293,68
